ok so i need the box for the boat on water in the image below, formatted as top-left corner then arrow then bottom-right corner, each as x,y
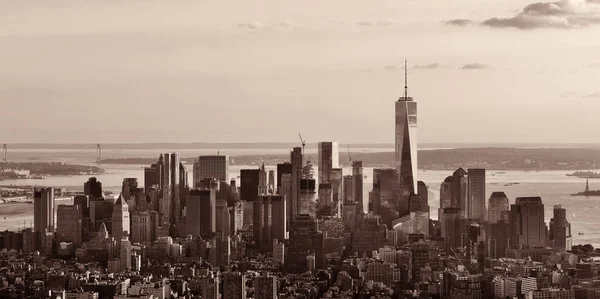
579,232 -> 585,235
566,171 -> 600,179
571,179 -> 600,196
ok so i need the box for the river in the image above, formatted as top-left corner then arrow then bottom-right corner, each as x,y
1,162 -> 599,247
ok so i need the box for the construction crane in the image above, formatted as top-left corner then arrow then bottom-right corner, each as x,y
298,133 -> 305,156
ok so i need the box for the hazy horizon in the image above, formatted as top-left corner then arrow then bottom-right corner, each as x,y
2,0 -> 600,143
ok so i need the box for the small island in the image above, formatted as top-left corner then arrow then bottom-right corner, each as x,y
0,162 -> 104,181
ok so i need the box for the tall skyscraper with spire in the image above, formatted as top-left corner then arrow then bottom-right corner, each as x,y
395,60 -> 418,199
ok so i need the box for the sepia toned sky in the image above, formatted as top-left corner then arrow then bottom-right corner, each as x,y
1,0 -> 600,144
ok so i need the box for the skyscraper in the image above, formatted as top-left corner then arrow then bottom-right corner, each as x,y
488,192 -> 509,224
120,237 -> 132,272
216,199 -> 230,236
352,161 -> 364,213
330,168 -> 343,215
253,195 -> 273,251
254,274 -> 278,299
395,62 -> 418,197
56,204 -> 82,247
34,187 -> 55,234
84,177 -> 103,199
290,147 -> 303,220
280,173 -> 293,227
258,163 -> 268,196
510,197 -> 546,248
131,212 -> 152,245
287,214 -> 324,273
467,169 -> 486,220
268,170 -> 275,194
549,205 -> 572,252
223,272 -> 247,299
144,164 -> 161,194
112,194 -> 130,249
192,155 -> 229,188
318,141 -> 339,184
342,175 -> 354,204
276,162 -> 292,192
186,189 -> 216,239
122,178 -> 138,200
162,153 -> 181,226
240,168 -> 260,202
372,168 -> 400,227
271,195 -> 287,242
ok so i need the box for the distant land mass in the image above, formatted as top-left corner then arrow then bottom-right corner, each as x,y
6,142 -> 600,150
101,147 -> 600,170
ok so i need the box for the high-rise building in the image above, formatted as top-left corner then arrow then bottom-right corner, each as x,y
192,155 -> 229,188
372,168 -> 400,227
467,169 -> 486,220
395,65 -> 418,198
441,207 -> 467,249
201,274 -> 220,299
259,163 -> 268,196
56,204 -> 82,247
276,162 -> 292,191
122,178 -> 138,200
160,153 -> 181,226
318,141 -> 339,184
549,205 -> 572,252
280,173 -> 293,227
342,175 -> 354,204
411,241 -> 430,282
352,161 -> 364,213
254,274 -> 277,299
84,177 -> 103,199
131,212 -> 152,245
144,164 -> 161,194
223,272 -> 247,299
488,192 -> 509,224
287,215 -> 324,273
120,237 -> 132,272
240,168 -> 260,202
254,195 -> 273,251
290,147 -> 303,220
331,168 -> 343,215
510,197 -> 546,249
216,199 -> 230,236
271,195 -> 287,241
34,187 -> 55,234
112,194 -> 130,249
268,170 -> 275,194
417,181 -> 429,213
317,183 -> 334,216
179,162 -> 189,210
186,189 -> 216,239
299,177 -> 317,217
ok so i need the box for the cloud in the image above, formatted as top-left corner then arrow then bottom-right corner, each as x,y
358,19 -> 393,26
460,63 -> 490,70
414,63 -> 443,69
584,91 -> 600,98
482,0 -> 600,29
237,21 -> 294,30
560,91 -> 600,98
445,19 -> 474,26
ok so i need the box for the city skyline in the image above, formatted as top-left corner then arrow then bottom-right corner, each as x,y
2,0 -> 600,144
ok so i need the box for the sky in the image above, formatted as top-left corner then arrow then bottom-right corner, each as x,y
1,0 -> 600,144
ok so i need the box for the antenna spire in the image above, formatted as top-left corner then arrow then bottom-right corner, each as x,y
404,59 -> 408,99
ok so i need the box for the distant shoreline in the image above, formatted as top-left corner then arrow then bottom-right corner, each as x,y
97,147 -> 600,171
3,142 -> 600,150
